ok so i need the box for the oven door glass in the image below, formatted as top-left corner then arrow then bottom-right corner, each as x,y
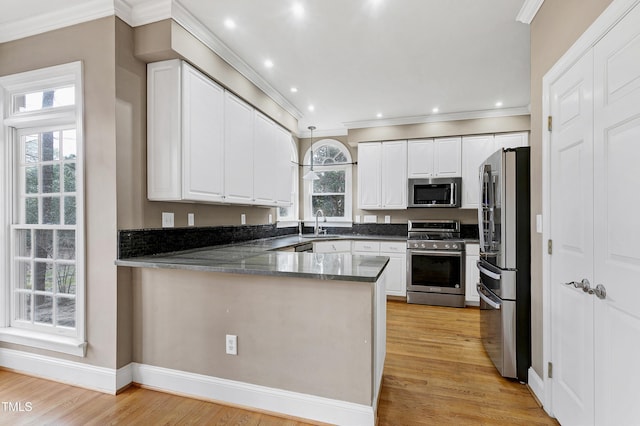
409,251 -> 463,293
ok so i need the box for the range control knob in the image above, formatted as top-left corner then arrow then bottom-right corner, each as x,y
452,244 -> 459,249
445,244 -> 451,249
432,243 -> 438,249
420,243 -> 426,248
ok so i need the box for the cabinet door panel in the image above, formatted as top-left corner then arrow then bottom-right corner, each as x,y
381,254 -> 406,297
224,93 -> 254,203
147,60 -> 181,200
434,137 -> 461,176
407,139 -> 434,178
494,132 -> 528,149
358,143 -> 382,209
253,111 -> 277,205
381,141 -> 407,209
182,64 -> 225,202
461,135 -> 495,208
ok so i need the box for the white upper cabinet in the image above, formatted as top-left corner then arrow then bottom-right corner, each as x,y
358,140 -> 407,210
253,110 -> 277,205
407,137 -> 461,178
434,137 -> 462,176
357,142 -> 382,209
407,139 -> 434,178
147,59 -> 293,207
494,132 -> 529,149
461,135 -> 495,209
224,92 -> 255,204
147,59 -> 225,202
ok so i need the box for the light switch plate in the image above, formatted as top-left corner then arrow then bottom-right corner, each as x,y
188,213 -> 195,227
241,214 -> 246,225
384,215 -> 391,224
354,215 -> 361,223
364,215 -> 377,223
268,214 -> 273,224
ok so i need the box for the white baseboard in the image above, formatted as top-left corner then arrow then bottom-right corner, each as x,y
131,363 -> 375,426
0,350 -> 375,425
0,347 -> 119,394
528,367 -> 545,406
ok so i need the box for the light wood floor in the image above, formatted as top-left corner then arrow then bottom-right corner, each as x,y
0,301 -> 557,425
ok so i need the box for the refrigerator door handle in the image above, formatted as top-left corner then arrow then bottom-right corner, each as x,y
477,261 -> 501,280
477,284 -> 501,309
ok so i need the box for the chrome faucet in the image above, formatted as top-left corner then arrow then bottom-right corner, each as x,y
314,209 -> 326,236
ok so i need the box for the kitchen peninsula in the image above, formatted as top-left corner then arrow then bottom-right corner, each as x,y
116,235 -> 388,425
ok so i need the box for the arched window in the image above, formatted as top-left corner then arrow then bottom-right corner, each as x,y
302,139 -> 352,223
277,136 -> 299,225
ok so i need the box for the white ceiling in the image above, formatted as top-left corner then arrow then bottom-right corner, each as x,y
0,0 -> 531,136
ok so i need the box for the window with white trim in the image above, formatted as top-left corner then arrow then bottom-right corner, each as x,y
303,139 -> 353,223
0,62 -> 85,355
277,137 -> 299,225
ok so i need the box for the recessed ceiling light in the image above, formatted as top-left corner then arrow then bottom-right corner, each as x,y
376,113 -> 383,118
224,18 -> 236,29
290,87 -> 298,93
495,101 -> 503,107
292,3 -> 304,17
308,104 -> 315,112
264,59 -> 274,68
432,107 -> 439,113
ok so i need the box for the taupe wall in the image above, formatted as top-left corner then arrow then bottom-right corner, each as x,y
529,0 -> 613,376
132,268 -> 374,405
0,17 -> 119,368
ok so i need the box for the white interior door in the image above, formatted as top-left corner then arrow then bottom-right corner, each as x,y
592,4 -> 640,425
549,50 -> 595,426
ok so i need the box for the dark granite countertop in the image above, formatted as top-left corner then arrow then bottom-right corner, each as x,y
115,234 -> 405,282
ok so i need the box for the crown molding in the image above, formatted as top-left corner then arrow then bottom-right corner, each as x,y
115,0 -> 172,27
0,0 -> 114,43
343,106 -> 531,130
516,0 -> 545,24
298,127 -> 349,139
171,0 -> 303,121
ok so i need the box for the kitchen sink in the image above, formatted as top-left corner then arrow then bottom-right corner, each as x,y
300,234 -> 343,239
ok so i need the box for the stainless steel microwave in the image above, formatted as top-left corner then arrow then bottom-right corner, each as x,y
407,177 -> 461,208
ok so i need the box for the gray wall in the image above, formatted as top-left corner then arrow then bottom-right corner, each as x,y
132,268 -> 375,405
529,0 -> 613,377
0,17 -> 119,368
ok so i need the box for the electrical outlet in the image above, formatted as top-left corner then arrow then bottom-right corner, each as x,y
268,214 -> 273,224
241,214 -> 246,225
188,213 -> 195,227
354,215 -> 361,223
226,334 -> 237,355
161,212 -> 174,228
384,215 -> 391,224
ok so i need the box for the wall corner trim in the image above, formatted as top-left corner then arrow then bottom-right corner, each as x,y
130,362 -> 375,425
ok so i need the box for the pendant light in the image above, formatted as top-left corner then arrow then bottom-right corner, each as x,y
302,125 -> 320,181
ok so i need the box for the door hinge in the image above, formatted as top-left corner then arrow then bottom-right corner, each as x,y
548,239 -> 552,255
548,116 -> 553,132
548,362 -> 553,378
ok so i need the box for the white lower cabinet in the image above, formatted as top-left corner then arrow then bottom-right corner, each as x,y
465,243 -> 480,305
350,241 -> 407,297
313,240 -> 352,253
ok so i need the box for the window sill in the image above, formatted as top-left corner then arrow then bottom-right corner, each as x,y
0,328 -> 86,357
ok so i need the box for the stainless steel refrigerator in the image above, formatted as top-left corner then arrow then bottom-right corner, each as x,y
476,147 -> 530,382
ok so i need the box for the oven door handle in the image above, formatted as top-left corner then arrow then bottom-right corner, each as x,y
477,284 -> 501,309
477,262 -> 502,280
409,250 -> 463,257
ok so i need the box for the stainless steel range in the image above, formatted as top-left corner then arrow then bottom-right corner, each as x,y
406,220 -> 465,307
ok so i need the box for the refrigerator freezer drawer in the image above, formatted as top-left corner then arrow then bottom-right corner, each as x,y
478,284 -> 517,379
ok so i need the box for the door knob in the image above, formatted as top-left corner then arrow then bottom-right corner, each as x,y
594,284 -> 607,300
563,279 -> 592,293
